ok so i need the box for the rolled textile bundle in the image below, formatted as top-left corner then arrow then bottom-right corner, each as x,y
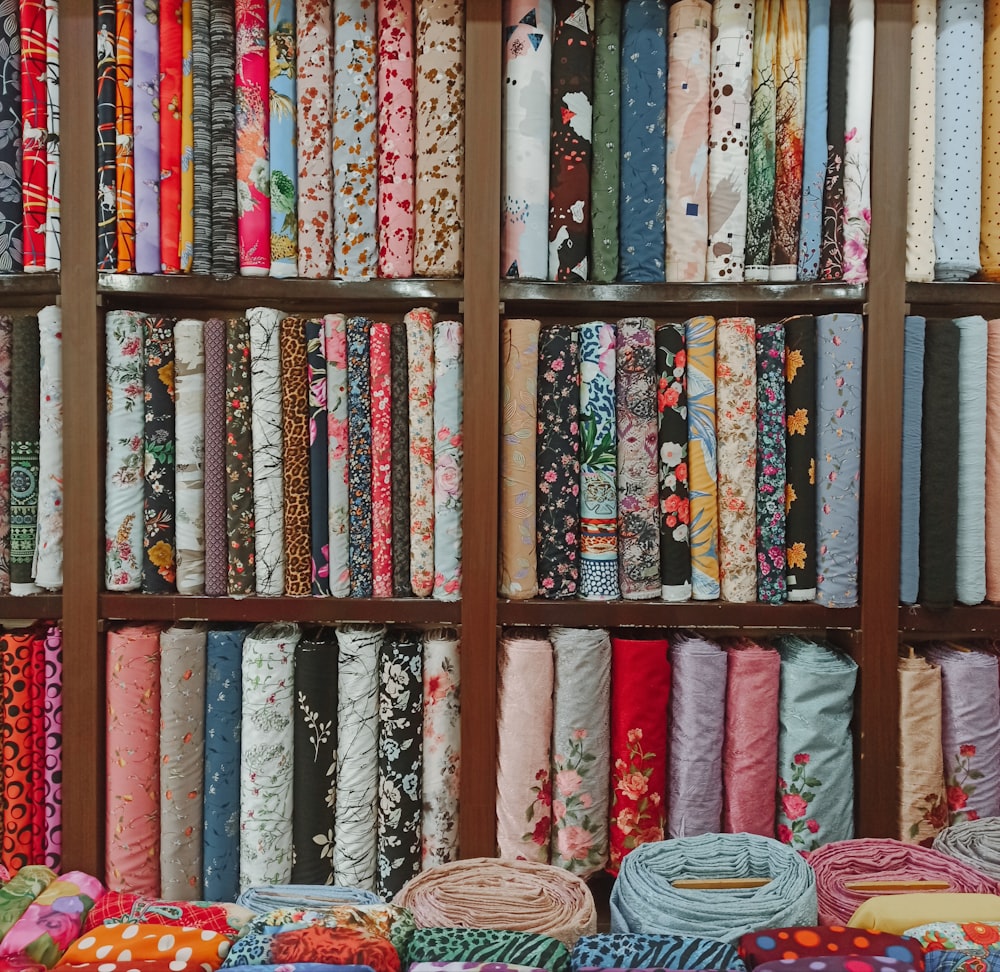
757,962 -> 918,972
497,633 -> 554,862
982,2 -> 1000,279
191,0 -> 211,275
903,922 -> 1000,957
926,643 -> 1000,824
935,817 -> 1000,879
347,316 -> 374,597
34,305 -> 62,591
820,4 -> 848,279
279,317 -> 310,596
549,627 -> 611,877
609,832 -> 818,943
132,0 -> 158,273
774,636 -> 857,850
267,0 -> 296,277
396,857 -> 596,948
307,318 -> 331,595
406,308 -> 436,598
988,319 -> 1000,602
270,926 -> 398,972
159,0 -> 183,273
60,925 -> 232,969
203,319 -> 228,596
0,8 -> 18,273
225,317 -> 256,595
738,927 -> 923,969
209,0 -> 239,276
721,638 -> 781,837
83,890 -> 250,937
391,326 -> 412,597
897,651 -> 947,844
900,318 -> 925,605
924,953 -> 1000,972
403,928 -> 570,972
906,0 -> 937,282
96,0 -> 116,271
808,837 -> 1000,926
755,321 -> 786,603
0,316 -> 10,593
590,0 -> 620,283
849,894 -> 1000,935
173,319 -> 205,595
236,885 -> 383,914
372,322 -> 392,598
433,319 -> 463,600
572,932 -> 746,972
0,867 -> 57,940
43,624 -> 62,870
668,633 -> 726,838
326,313 -> 351,597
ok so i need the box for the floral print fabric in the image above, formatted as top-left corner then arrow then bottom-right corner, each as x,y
347,316 -> 374,598
225,316 -> 255,595
267,0 -> 296,277
33,306 -> 61,591
391,326 -> 412,596
306,318 -> 331,595
842,0 -> 874,284
756,321 -> 786,603
903,922 -> 1000,958
433,319 -> 463,600
173,319 -> 205,595
325,313 -> 351,597
422,628 -> 460,867
371,322 -> 393,598
407,308 -> 436,597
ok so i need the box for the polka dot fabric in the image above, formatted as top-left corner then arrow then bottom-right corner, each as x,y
82,893 -> 245,940
755,960 -> 921,972
905,0 -> 936,282
57,924 -> 232,971
738,928 -> 923,971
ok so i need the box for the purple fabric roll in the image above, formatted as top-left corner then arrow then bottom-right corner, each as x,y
132,2 -> 160,274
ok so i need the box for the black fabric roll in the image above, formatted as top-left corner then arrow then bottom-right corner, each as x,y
191,0 -> 212,274
209,0 -> 238,276
9,316 -> 39,590
391,325 -> 412,597
820,2 -> 849,281
96,0 -> 117,271
225,316 -> 255,594
306,319 -> 330,596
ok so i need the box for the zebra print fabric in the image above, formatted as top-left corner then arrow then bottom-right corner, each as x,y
404,929 -> 570,972
571,934 -> 747,972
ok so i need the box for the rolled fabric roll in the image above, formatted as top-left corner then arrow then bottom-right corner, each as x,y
934,817 -> 1000,880
226,316 -> 256,595
96,0 -> 116,271
44,0 -> 59,254
159,0 -> 183,273
236,885 -> 383,914
609,833 -> 818,943
924,953 -> 1000,972
307,318 -> 331,595
191,0 -> 211,274
850,894 -> 1000,935
269,926 -> 398,971
34,306 -> 62,591
203,318 -> 228,596
60,924 -> 232,969
433,319 -> 463,601
396,857 -> 596,948
391,326 -> 412,597
739,928 -> 923,970
179,0 -> 195,271
407,308 -> 437,598
590,0 -> 620,283
988,319 -> 1000,602
798,0 -> 830,280
820,3 -> 849,279
756,320 -> 786,603
757,961 -> 918,972
43,623 -> 62,869
0,7 -> 19,273
84,890 -> 249,937
371,322 -> 393,599
0,867 -> 56,940
8,316 -> 40,592
403,928 -> 570,972
497,633 -> 554,862
906,0 -> 936,282
903,921 -> 1000,956
267,0 -> 297,277
279,317 -> 311,597
326,313 -> 351,597
209,0 -> 239,276
132,0 -> 158,273
900,318 -> 925,605
573,932 -> 746,972
808,837 -> 1000,926
0,316 -> 10,593
347,316 -> 374,597
982,2 -> 1000,279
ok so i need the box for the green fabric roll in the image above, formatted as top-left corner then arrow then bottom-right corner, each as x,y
0,866 -> 56,939
589,0 -> 620,283
404,928 -> 570,972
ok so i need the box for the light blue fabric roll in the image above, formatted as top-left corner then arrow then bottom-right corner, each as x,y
571,933 -> 746,972
955,315 -> 988,605
815,313 -> 864,607
797,0 -> 830,280
236,883 -> 383,913
619,0 -> 667,282
774,636 -> 858,852
933,0 -> 984,281
609,832 -> 817,943
899,317 -> 925,605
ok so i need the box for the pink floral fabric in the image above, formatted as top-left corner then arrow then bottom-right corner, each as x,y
433,319 -> 463,601
370,322 -> 393,598
406,308 -> 436,597
325,314 -> 350,597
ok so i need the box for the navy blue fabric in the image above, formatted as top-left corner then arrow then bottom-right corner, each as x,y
572,934 -> 746,972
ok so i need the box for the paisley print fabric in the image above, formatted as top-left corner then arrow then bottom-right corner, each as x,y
225,316 -> 255,595
433,319 -> 463,600
173,319 -> 205,595
9,316 -> 38,594
347,315 -> 374,598
589,0 -> 620,282
268,0 -> 297,277
406,308 -> 436,597
306,318 -> 330,596
371,322 -> 393,598
325,313 -> 351,597
279,316 -> 311,597
755,321 -> 787,603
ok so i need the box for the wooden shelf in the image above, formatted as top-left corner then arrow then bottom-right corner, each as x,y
907,281 -> 1000,307
0,594 -> 62,619
899,603 -> 1000,636
100,594 -> 460,625
0,273 -> 60,298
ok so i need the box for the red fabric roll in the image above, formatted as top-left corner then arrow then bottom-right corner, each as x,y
20,0 -> 47,270
270,926 -> 399,972
158,0 -> 182,272
370,321 -> 393,597
608,634 -> 670,873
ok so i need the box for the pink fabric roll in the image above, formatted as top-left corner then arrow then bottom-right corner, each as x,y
987,319 -> 1000,601
371,321 -> 393,597
721,637 -> 780,836
43,624 -> 62,869
106,624 -> 162,895
377,0 -> 416,276
808,837 -> 1000,926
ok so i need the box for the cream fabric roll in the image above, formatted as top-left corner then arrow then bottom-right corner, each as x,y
906,0 -> 936,282
173,319 -> 205,596
842,0 -> 874,284
33,305 -> 62,591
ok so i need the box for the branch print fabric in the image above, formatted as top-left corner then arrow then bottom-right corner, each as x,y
225,316 -> 255,595
306,318 -> 331,595
798,0 -> 830,280
756,321 -> 786,603
173,318 -> 205,595
433,319 -> 463,600
422,628 -> 460,867
326,313 -> 350,597
820,3 -> 848,280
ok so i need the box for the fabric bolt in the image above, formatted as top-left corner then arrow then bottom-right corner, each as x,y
798,0 -> 831,279
411,966 -> 548,972
548,627 -> 610,877
655,322 -> 689,600
159,622 -> 207,900
820,2 -> 849,280
332,0 -> 377,280
106,624 -> 162,894
933,0 -> 983,281
173,319 -> 205,595
815,313 -> 863,607
618,0 -> 666,282
347,316 -> 374,597
240,623 -> 300,891
407,308 -> 436,597
82,891 -> 247,937
547,0 -> 594,282
390,326 -> 412,596
664,1 -> 710,282
33,305 -> 62,591
609,833 -> 818,943
935,818 -> 1000,881
608,634 -> 669,872
745,0 -> 778,281
268,0 -> 296,277
500,0 -> 553,280
706,0 -> 754,281
722,638 -> 781,836
335,624 -> 383,892
578,320 -> 618,599
0,317 -> 10,593
113,0 -> 133,273
269,926 -> 397,971
686,315 -> 719,600
9,316 -> 39,595
0,0 -> 20,274
325,313 -> 350,598
850,896 -> 1000,936
906,924 -> 1000,958
405,929 -> 569,972
589,0 -> 620,283
0,867 -> 55,941
422,629 -> 461,867
132,0 -> 158,273
370,322 -> 392,599
42,624 -> 62,869
376,630 -> 422,899
413,0 -> 465,277
59,924 -> 232,968
235,885 -> 381,915
96,0 -> 116,270
225,316 -> 255,595
291,632 -> 338,886
496,633 -> 554,862
105,310 -> 146,592
988,320 -> 1000,601
158,0 -> 182,273
279,316 -> 311,597
756,960 -> 916,972
29,628 -> 45,866
499,318 -> 539,599
178,0 -> 194,271
433,319 -> 463,600
235,0 -> 270,274
668,634 -> 727,838
248,307 -> 284,597
209,0 -> 238,276
294,0 -> 333,278
756,322 -> 786,602
983,2 -> 1000,278
907,0 -> 937,281
190,0 -> 211,273
141,317 -> 176,594
536,326 -> 581,599
573,933 -> 746,971
377,0 -> 415,277
716,318 -> 757,602
784,315 -> 817,600
203,318 -> 227,596
775,636 -> 858,850
738,927 -> 922,970
203,626 -> 248,903
900,318 -> 925,604
306,318 -> 330,596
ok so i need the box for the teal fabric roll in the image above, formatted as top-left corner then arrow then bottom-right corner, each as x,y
608,832 -> 818,943
899,317 -> 925,605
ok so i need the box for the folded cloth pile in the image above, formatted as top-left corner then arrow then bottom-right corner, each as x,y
236,886 -> 382,915
55,924 -> 232,970
82,891 -> 251,939
934,818 -> 1000,880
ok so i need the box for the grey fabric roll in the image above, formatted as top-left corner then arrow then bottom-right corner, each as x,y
934,817 -> 1000,880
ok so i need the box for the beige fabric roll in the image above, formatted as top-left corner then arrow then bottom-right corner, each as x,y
906,0 -> 936,282
396,856 -> 597,948
897,651 -> 947,844
983,1 -> 1000,278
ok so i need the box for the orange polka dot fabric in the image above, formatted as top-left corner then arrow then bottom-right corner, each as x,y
55,924 -> 231,971
737,928 -> 923,971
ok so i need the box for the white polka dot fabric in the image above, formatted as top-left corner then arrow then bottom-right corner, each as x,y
907,0 -> 937,283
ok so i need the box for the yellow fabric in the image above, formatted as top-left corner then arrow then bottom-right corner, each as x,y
849,893 -> 1000,934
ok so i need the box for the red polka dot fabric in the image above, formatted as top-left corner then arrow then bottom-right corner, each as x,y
738,927 -> 923,971
755,960 -> 921,972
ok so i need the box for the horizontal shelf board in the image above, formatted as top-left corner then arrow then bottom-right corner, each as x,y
899,603 -> 1000,635
0,273 -> 60,298
0,594 -> 62,619
100,594 -> 460,625
499,598 -> 859,629
906,282 -> 1000,307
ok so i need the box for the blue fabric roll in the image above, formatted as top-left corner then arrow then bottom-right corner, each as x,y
571,933 -> 746,972
926,953 -> 1000,972
619,0 -> 667,282
797,0 -> 830,280
955,315 -> 988,605
608,832 -> 818,943
202,626 -> 250,902
899,317 -> 925,605
236,884 -> 383,913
